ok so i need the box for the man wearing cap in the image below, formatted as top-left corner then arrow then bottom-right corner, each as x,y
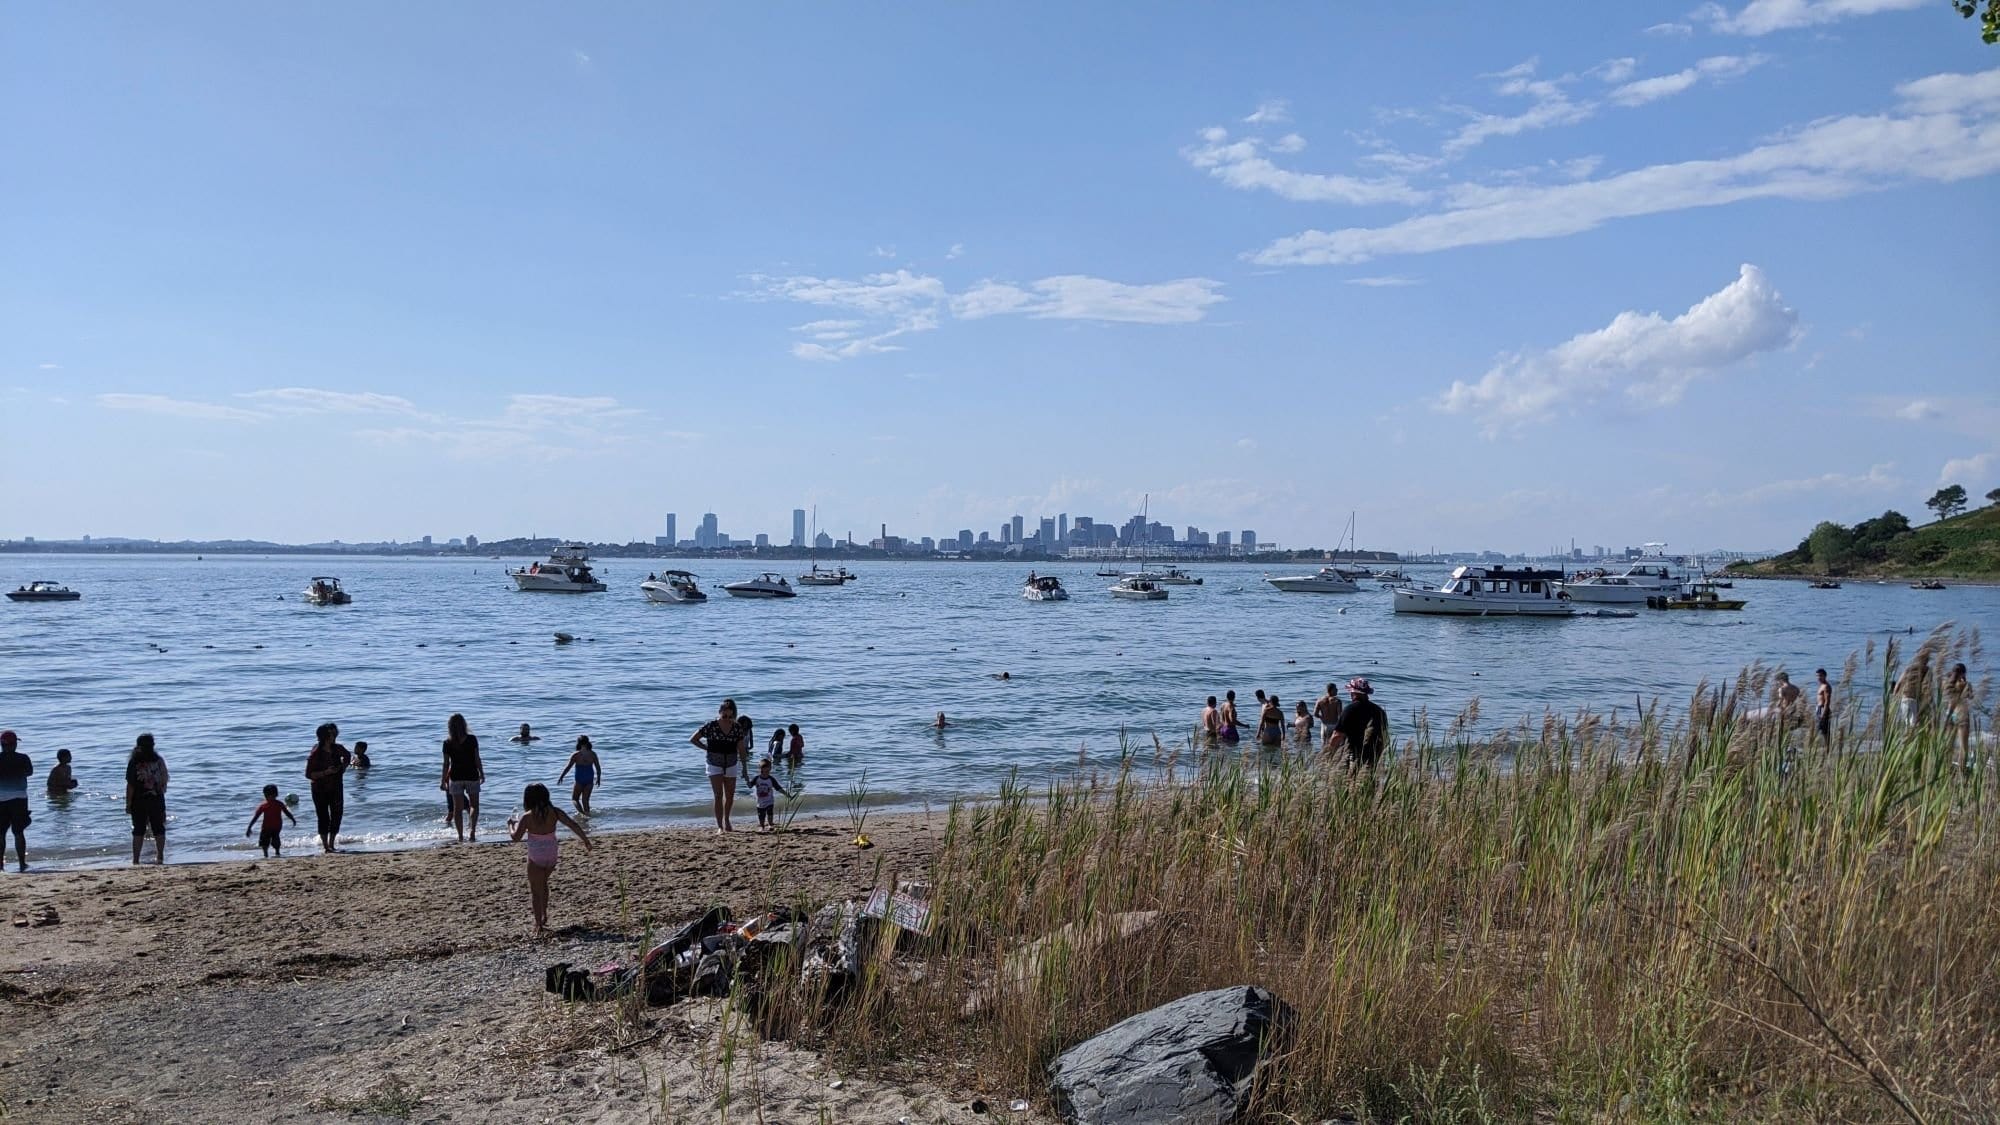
1326,679 -> 1389,768
0,731 -> 33,871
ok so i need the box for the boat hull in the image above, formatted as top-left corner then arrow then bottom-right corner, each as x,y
303,594 -> 352,606
1023,588 -> 1070,601
640,583 -> 706,603
6,591 -> 80,601
1554,583 -> 1651,605
512,575 -> 607,593
1393,589 -> 1572,616
1110,588 -> 1168,601
1267,577 -> 1359,594
723,585 -> 794,599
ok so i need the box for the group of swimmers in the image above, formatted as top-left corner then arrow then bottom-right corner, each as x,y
1200,679 -> 1390,767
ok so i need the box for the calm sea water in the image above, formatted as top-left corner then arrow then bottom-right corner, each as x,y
2,555 -> 1992,868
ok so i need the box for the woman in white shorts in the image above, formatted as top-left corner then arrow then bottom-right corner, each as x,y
690,698 -> 747,832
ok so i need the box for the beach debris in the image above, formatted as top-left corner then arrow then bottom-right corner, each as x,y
851,833 -> 873,849
1048,985 -> 1293,1125
965,911 -> 1162,1018
1011,1100 -> 1030,1112
10,905 -> 59,928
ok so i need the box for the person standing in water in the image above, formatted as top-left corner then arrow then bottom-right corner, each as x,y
441,714 -> 485,842
691,699 -> 747,832
125,734 -> 169,865
1292,700 -> 1313,746
508,783 -> 590,938
1256,695 -> 1285,747
1314,684 -> 1343,752
1814,668 -> 1834,751
1218,691 -> 1241,744
0,731 -> 32,872
511,723 -> 539,745
304,722 -> 351,853
245,783 -> 297,857
1895,651 -> 1931,728
1945,662 -> 1974,771
46,747 -> 78,799
788,723 -> 806,765
1200,697 -> 1220,743
1327,678 -> 1389,769
556,735 -> 601,815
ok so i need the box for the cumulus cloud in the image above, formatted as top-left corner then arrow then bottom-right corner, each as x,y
1252,67 -> 2000,265
96,393 -> 266,423
1895,399 -> 1940,421
1183,127 -> 1425,205
756,268 -> 1225,361
1438,264 -> 1800,434
1697,0 -> 1927,35
1610,54 -> 1767,106
1940,451 -> 1996,485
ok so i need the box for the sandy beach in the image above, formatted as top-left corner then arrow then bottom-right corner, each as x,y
0,812 -> 1050,1124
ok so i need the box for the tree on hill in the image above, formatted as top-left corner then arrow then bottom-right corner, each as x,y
1927,485 -> 1968,521
1989,487 -> 2000,507
1807,520 -> 1854,571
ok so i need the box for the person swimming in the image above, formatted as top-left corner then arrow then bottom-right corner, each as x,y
511,723 -> 539,745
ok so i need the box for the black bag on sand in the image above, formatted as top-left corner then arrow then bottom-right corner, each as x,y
543,905 -> 732,1004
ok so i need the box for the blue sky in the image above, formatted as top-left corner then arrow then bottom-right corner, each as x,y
4,1 -> 1997,553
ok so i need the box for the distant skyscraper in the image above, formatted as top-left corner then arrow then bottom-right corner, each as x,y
1217,531 -> 1232,549
1011,515 -> 1025,544
700,513 -> 719,549
421,535 -> 432,546
1241,530 -> 1257,553
957,529 -> 973,550
666,514 -> 677,547
465,534 -> 479,550
1039,517 -> 1056,546
791,509 -> 806,548
755,533 -> 770,548
1058,513 -> 1069,543
1000,522 -> 1012,544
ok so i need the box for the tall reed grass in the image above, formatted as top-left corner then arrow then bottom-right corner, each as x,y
798,629 -> 1997,1120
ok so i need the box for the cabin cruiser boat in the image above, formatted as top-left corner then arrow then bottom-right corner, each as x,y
1129,565 -> 1202,585
1110,576 -> 1168,601
723,572 -> 796,599
640,570 -> 707,603
1266,566 -> 1363,594
1554,573 -> 1655,606
1650,582 -> 1745,611
302,577 -> 352,605
1911,579 -> 1946,590
797,565 -> 857,587
1393,566 -> 1572,616
1808,580 -> 1841,590
1372,567 -> 1410,585
1023,573 -> 1070,601
511,544 -> 608,593
6,581 -> 80,602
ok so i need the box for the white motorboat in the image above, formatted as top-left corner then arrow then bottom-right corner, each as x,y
1129,565 -> 1202,586
302,577 -> 352,605
1109,576 -> 1168,601
511,544 -> 608,593
640,570 -> 707,603
723,572 -> 796,599
1023,573 -> 1070,601
1265,566 -> 1363,594
6,580 -> 81,602
1373,568 -> 1411,585
797,565 -> 857,587
1554,574 -> 1654,605
1393,565 -> 1572,616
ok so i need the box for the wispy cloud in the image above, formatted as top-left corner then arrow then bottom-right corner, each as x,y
1609,54 -> 1767,107
357,394 -> 647,460
96,393 -> 265,423
1344,275 -> 1422,287
1251,67 -> 2000,265
1646,21 -> 1696,36
1894,399 -> 1940,421
1243,98 -> 1291,125
1696,0 -> 1927,35
1183,125 -> 1426,205
1940,451 -> 1995,485
944,243 -> 965,260
754,268 -> 1225,361
1441,58 -> 1593,158
1721,461 -> 1901,504
37,363 -> 60,370
237,388 -> 422,415
1589,57 -> 1639,84
1438,264 -> 1800,435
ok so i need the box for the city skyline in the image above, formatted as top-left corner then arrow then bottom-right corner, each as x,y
3,6 -> 1996,554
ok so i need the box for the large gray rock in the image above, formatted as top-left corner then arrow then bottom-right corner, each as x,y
1049,986 -> 1291,1125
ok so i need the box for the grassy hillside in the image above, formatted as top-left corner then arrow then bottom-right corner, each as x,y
1730,503 -> 2000,578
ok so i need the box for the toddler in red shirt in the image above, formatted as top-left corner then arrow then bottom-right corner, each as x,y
244,784 -> 297,857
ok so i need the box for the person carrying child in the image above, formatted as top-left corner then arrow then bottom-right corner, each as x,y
244,784 -> 298,857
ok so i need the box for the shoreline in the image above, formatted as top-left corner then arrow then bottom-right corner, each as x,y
1,810 -> 1045,1123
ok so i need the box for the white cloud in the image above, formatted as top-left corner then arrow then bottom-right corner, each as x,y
1272,133 -> 1307,154
1590,57 -> 1640,84
945,243 -> 965,260
1609,54 -> 1767,107
1940,451 -> 1996,485
357,394 -> 645,460
1344,275 -> 1421,287
1438,264 -> 1800,434
1724,462 -> 1901,504
758,268 -> 1225,360
1252,67 -> 2000,265
1895,399 -> 1940,421
95,393 -> 264,423
871,245 -> 898,259
1183,128 -> 1426,205
1699,0 -> 1927,35
573,49 -> 592,67
1646,21 -> 1696,35
238,388 -> 421,415
1243,98 -> 1291,125
1440,58 -> 1594,158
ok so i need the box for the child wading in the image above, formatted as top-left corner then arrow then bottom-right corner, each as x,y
245,784 -> 297,857
556,735 -> 601,815
507,783 -> 590,938
751,758 -> 794,831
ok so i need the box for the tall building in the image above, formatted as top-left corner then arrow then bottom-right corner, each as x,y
1217,531 -> 1232,549
465,534 -> 479,550
699,513 -> 719,549
665,513 -> 677,547
1000,522 -> 1012,545
1039,517 -> 1056,546
1058,513 -> 1069,542
957,529 -> 973,550
755,533 -> 770,548
1241,530 -> 1257,553
1120,515 -> 1147,546
791,509 -> 806,548
1011,515 -> 1025,544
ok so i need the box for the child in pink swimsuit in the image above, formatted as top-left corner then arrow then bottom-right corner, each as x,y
507,783 -> 591,937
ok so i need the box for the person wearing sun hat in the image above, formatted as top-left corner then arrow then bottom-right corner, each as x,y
0,731 -> 33,871
1327,678 -> 1389,768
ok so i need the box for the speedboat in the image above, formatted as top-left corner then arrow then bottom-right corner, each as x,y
723,572 -> 796,599
640,570 -> 707,603
1023,574 -> 1070,601
1109,576 -> 1168,601
1393,566 -> 1572,616
511,544 -> 608,593
6,581 -> 80,602
1911,579 -> 1946,590
1650,582 -> 1745,611
1266,566 -> 1363,594
1129,565 -> 1202,586
797,565 -> 857,586
302,577 -> 352,605
1554,573 -> 1654,606
1373,567 -> 1410,585
1809,580 -> 1841,590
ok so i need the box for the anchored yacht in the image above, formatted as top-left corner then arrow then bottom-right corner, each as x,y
1023,573 -> 1070,601
640,570 -> 707,603
6,581 -> 81,602
302,577 -> 352,605
1266,566 -> 1363,594
1110,575 -> 1169,601
723,572 -> 796,599
511,545 -> 608,593
797,565 -> 857,587
1393,566 -> 1572,616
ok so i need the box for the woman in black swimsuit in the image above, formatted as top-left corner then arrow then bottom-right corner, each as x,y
690,699 -> 747,832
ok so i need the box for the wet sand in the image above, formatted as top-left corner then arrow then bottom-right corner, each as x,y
0,812 -> 1048,1123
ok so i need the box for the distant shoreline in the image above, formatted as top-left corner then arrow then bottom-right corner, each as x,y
0,545 -> 1404,565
